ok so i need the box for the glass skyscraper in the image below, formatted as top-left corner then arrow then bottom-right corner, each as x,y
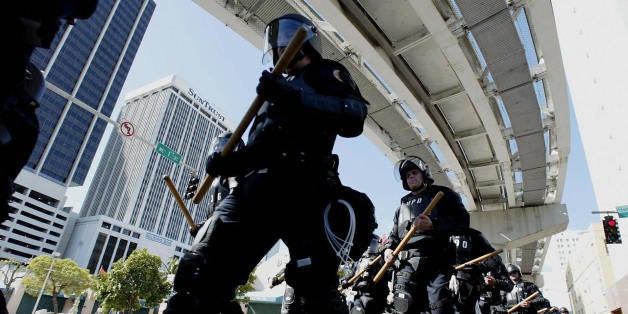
28,0 -> 156,187
0,0 -> 156,262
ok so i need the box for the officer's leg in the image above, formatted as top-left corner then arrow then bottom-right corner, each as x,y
455,279 -> 480,314
281,285 -> 301,314
426,271 -> 455,314
164,215 -> 234,313
165,195 -> 275,313
350,297 -> 365,314
478,297 -> 491,314
390,265 -> 424,314
358,294 -> 379,314
281,194 -> 349,314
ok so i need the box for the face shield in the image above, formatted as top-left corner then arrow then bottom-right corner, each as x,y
262,17 -> 318,66
393,156 -> 429,182
209,132 -> 244,154
209,136 -> 229,154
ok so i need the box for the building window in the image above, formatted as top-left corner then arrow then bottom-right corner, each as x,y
87,233 -> 107,273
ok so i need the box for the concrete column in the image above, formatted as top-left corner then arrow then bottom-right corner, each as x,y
470,203 -> 568,248
6,282 -> 25,314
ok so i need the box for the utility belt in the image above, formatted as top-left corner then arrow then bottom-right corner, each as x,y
256,150 -> 338,171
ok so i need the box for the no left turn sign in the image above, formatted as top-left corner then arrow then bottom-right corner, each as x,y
120,121 -> 135,137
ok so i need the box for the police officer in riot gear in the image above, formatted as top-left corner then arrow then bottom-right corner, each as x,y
206,131 -> 244,216
1,1 -> 97,224
496,264 -> 549,314
1,2 -> 97,314
477,253 -> 511,313
383,156 -> 469,314
189,131 -> 244,239
165,13 -> 371,314
449,227 -> 512,314
341,234 -> 391,314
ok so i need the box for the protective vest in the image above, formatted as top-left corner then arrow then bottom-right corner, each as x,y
247,60 -> 367,169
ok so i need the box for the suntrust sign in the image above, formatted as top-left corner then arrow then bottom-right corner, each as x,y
188,88 -> 225,122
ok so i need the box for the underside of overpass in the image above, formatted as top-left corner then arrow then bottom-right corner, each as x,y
193,0 -> 570,279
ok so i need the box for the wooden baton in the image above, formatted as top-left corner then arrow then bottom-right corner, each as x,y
338,255 -> 382,292
192,26 -> 309,204
373,191 -> 445,283
507,291 -> 540,313
454,249 -> 504,271
163,175 -> 197,233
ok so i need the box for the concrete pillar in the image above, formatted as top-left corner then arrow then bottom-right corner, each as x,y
6,282 -> 25,314
470,203 -> 568,248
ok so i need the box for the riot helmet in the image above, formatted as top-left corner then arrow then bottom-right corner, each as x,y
395,156 -> 434,190
262,13 -> 322,66
559,307 -> 569,314
366,234 -> 380,255
209,131 -> 244,154
506,264 -> 522,276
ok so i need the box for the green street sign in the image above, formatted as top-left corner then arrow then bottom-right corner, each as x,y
617,205 -> 628,218
156,143 -> 181,164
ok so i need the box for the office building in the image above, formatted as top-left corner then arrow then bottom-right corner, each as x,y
65,75 -> 232,273
0,0 -> 156,262
551,1 -> 628,311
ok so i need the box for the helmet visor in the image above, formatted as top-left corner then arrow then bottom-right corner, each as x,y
209,136 -> 230,154
394,156 -> 428,182
262,18 -> 316,66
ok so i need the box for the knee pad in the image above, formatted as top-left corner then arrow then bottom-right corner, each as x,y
282,285 -> 296,307
172,251 -> 206,292
350,301 -> 365,313
393,291 -> 415,313
192,215 -> 215,245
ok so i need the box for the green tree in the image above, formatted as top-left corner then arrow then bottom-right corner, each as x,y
162,256 -> 179,275
0,258 -> 27,300
96,249 -> 171,314
22,255 -> 95,314
235,268 -> 256,304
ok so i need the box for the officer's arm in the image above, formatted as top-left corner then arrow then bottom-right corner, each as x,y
431,189 -> 470,236
298,62 -> 369,137
527,283 -> 550,308
385,206 -> 402,251
299,92 -> 367,137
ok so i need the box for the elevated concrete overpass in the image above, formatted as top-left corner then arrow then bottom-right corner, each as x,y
194,0 -> 570,278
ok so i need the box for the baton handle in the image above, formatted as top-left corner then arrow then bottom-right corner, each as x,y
507,291 -> 540,313
454,249 -> 504,271
192,26 -> 309,204
338,255 -> 383,292
373,191 -> 445,283
163,175 -> 196,232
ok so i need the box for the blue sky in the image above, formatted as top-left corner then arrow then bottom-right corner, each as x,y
67,0 -> 600,234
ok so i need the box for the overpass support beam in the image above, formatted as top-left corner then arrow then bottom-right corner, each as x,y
470,203 -> 569,248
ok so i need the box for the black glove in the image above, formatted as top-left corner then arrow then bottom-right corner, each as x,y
256,70 -> 301,106
206,151 -> 229,177
189,222 -> 204,237
340,279 -> 351,289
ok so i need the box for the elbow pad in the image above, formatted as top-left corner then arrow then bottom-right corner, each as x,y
300,92 -> 368,137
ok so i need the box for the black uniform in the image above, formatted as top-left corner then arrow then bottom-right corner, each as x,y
0,1 -> 97,224
164,53 -> 370,313
386,185 -> 469,314
477,258 -> 511,313
493,267 -> 549,314
450,228 -> 512,314
342,251 -> 391,314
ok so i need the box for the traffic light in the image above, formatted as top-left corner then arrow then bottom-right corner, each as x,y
184,175 -> 199,200
603,215 -> 622,244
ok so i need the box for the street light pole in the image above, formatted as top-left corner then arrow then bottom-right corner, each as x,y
32,252 -> 60,314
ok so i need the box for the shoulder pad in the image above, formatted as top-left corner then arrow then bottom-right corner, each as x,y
304,60 -> 367,102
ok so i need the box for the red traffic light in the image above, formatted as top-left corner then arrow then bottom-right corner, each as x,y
608,219 -> 617,227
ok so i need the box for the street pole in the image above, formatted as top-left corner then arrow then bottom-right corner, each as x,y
32,252 -> 60,314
